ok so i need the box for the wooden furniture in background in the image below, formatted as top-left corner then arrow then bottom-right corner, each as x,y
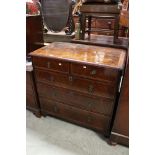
72,34 -> 128,50
109,56 -> 129,146
30,42 -> 126,136
119,0 -> 129,28
79,3 -> 121,43
73,15 -> 128,37
26,15 -> 44,58
26,64 -> 41,117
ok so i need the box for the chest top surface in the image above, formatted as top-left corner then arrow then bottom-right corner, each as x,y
30,42 -> 126,69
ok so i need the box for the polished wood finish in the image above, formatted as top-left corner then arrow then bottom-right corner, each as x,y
26,15 -> 44,57
71,63 -> 119,82
72,34 -> 129,50
30,42 -> 126,69
32,57 -> 70,73
80,4 -> 120,14
40,97 -> 111,133
35,69 -> 116,99
30,42 -> 126,136
110,57 -> 129,146
37,83 -> 114,116
79,4 -> 120,43
26,65 -> 41,117
73,15 -> 128,37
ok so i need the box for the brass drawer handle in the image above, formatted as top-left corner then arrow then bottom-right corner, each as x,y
52,91 -> 57,97
69,76 -> 73,82
47,62 -> 51,68
87,116 -> 92,123
90,70 -> 96,75
88,85 -> 94,93
88,102 -> 93,108
53,105 -> 58,113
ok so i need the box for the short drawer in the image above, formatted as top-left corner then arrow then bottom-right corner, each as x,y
37,83 -> 114,116
71,63 -> 119,83
95,19 -> 115,29
39,97 -> 110,132
34,69 -> 70,88
32,57 -> 69,73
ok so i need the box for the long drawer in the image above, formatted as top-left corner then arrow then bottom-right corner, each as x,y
39,97 -> 110,132
37,82 -> 114,116
35,69 -> 116,99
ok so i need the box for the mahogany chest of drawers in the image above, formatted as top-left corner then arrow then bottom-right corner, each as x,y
30,42 -> 126,136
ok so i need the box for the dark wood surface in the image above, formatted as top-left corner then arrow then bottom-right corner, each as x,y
73,15 -> 128,37
26,64 -> 41,117
26,15 -> 44,57
40,97 -> 111,133
37,83 -> 114,116
34,69 -> 116,99
30,42 -> 126,69
79,4 -> 120,42
109,56 -> 129,146
30,42 -> 126,136
72,34 -> 129,50
80,4 -> 120,13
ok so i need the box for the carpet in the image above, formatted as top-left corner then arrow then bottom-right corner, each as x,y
26,110 -> 129,155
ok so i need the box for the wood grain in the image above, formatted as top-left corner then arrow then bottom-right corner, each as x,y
30,42 -> 126,70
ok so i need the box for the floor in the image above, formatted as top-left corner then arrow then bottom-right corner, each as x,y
26,110 -> 129,155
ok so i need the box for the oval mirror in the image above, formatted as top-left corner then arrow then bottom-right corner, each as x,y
41,0 -> 70,32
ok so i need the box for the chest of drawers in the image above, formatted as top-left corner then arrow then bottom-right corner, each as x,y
30,42 -> 126,136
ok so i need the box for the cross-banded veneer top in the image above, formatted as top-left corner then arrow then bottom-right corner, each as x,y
30,42 -> 126,70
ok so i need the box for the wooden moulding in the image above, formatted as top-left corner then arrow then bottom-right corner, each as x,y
80,4 -> 120,14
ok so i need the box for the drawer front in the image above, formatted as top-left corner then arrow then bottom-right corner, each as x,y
32,57 -> 69,73
35,70 -> 116,99
71,63 -> 119,83
71,76 -> 116,99
40,97 -> 110,132
37,83 -> 114,116
96,19 -> 115,29
94,31 -> 114,36
34,69 -> 70,88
